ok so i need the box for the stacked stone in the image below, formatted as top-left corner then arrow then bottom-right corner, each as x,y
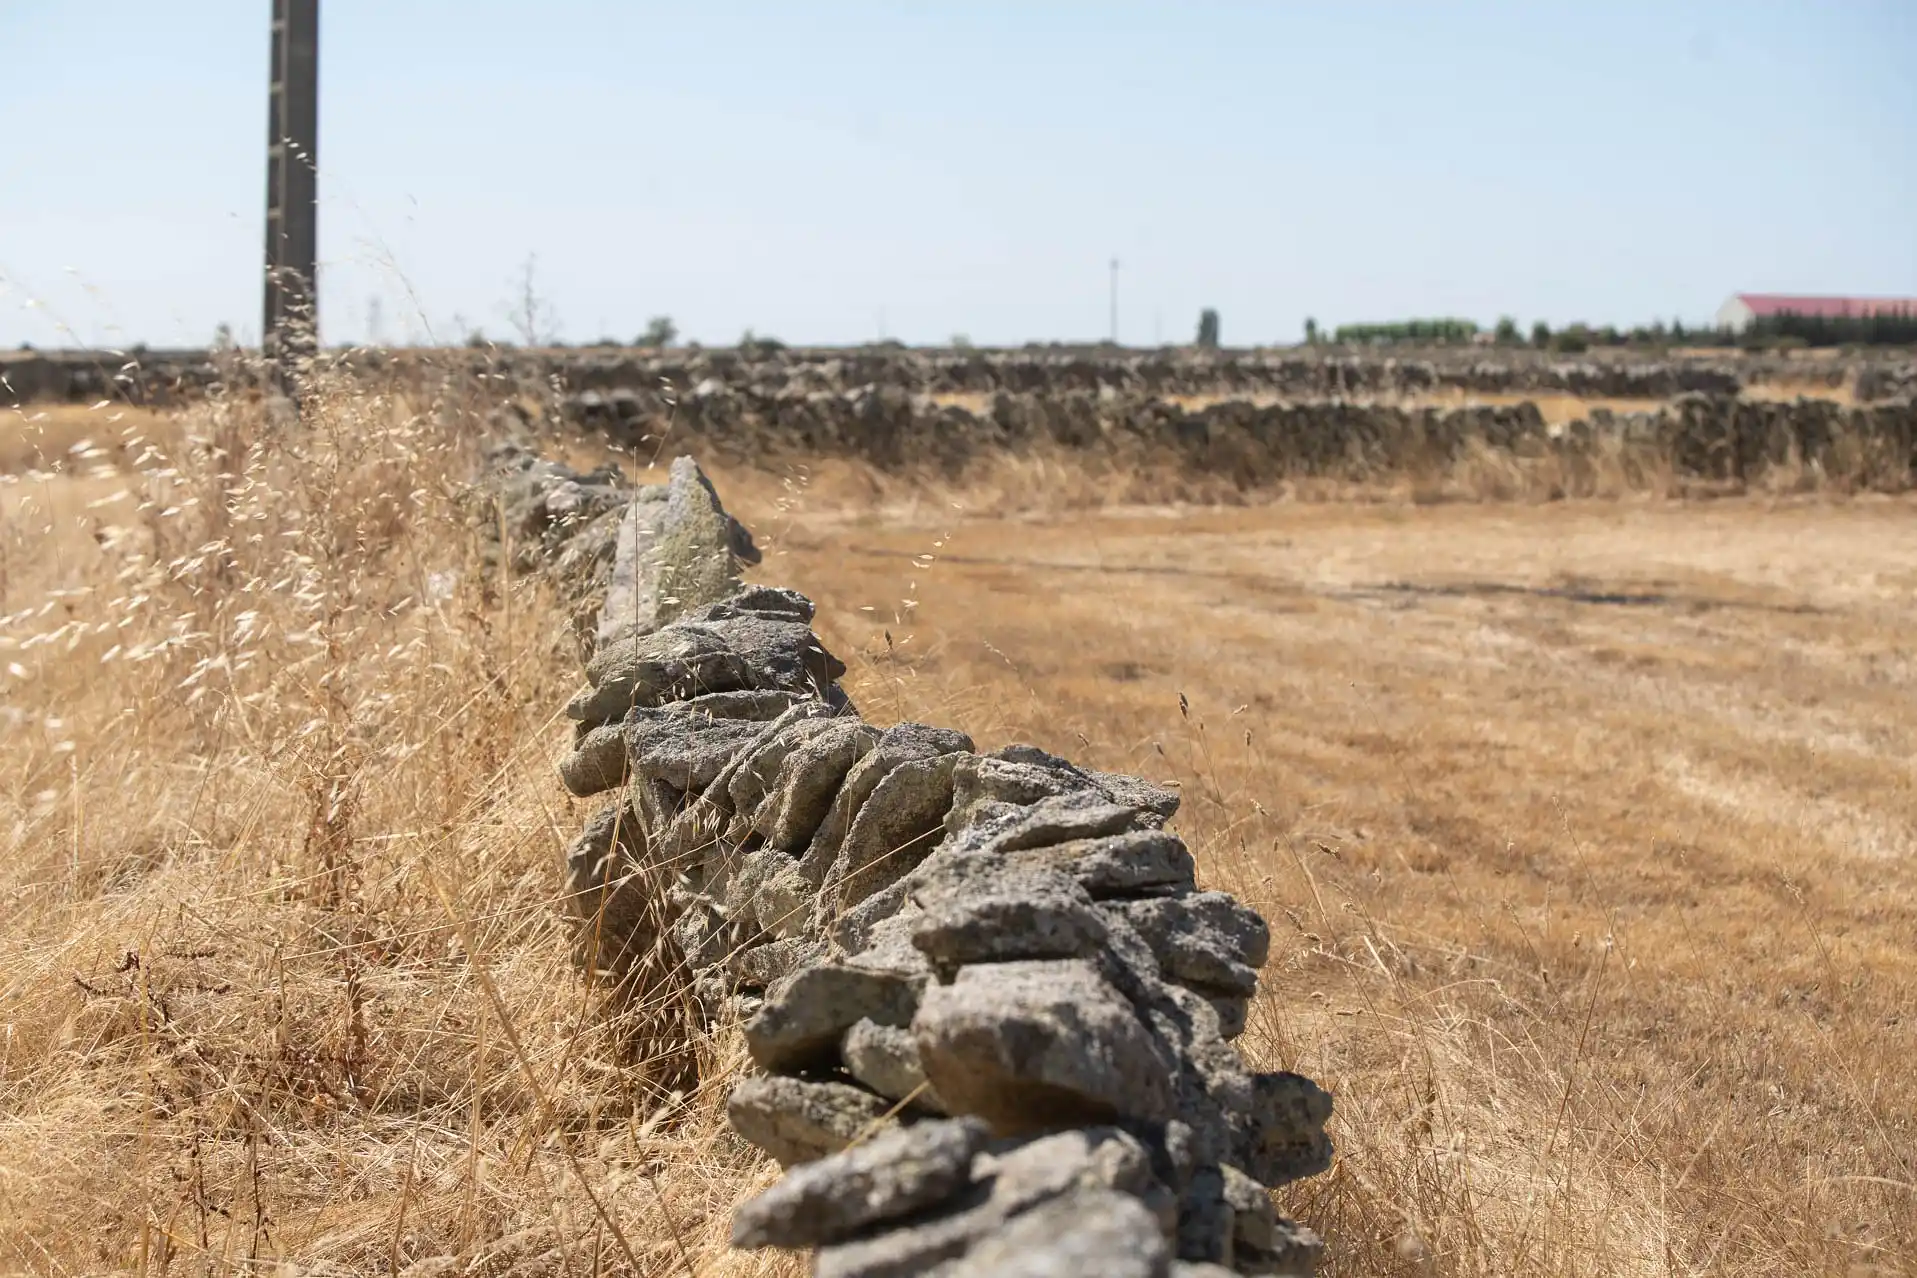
487,445 -> 1335,1275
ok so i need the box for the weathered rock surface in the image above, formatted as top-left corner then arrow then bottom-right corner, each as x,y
726,1075 -> 896,1168
486,446 -> 1334,1273
597,454 -> 759,651
915,959 -> 1178,1131
842,1018 -> 941,1111
729,1117 -> 990,1249
745,963 -> 923,1073
943,1189 -> 1172,1277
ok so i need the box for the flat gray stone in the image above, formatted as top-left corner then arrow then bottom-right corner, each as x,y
843,1018 -> 942,1111
948,789 -> 1146,858
814,1195 -> 1000,1278
755,719 -> 882,852
802,724 -> 972,889
941,1189 -> 1171,1278
596,456 -> 757,651
675,687 -> 804,721
727,1075 -> 897,1168
950,745 -> 1179,831
624,703 -> 769,792
557,722 -> 627,796
721,707 -> 844,824
744,962 -> 924,1073
999,830 -> 1196,898
702,611 -> 848,698
1175,1166 -> 1234,1266
825,753 -> 962,911
1237,1216 -> 1325,1277
1126,891 -> 1271,967
572,623 -> 755,724
750,859 -> 816,940
944,753 -> 1096,835
914,959 -> 1178,1132
722,845 -> 812,939
1219,1163 -> 1278,1257
730,1117 -> 989,1249
1239,1072 -> 1335,1189
842,910 -> 937,983
830,878 -> 911,953
686,583 -> 814,624
1206,996 -> 1250,1041
730,936 -> 825,990
909,867 -> 1109,972
978,1127 -> 1163,1220
1118,893 -> 1270,1001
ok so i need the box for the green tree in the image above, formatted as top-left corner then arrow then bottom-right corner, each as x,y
1303,317 -> 1320,345
640,316 -> 677,348
1494,315 -> 1520,345
1530,320 -> 1552,348
1552,324 -> 1591,354
1196,309 -> 1221,349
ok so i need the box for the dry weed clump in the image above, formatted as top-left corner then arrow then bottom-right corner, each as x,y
0,379 -> 792,1275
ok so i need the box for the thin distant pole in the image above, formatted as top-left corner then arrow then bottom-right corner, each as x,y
264,0 -> 320,398
1108,257 -> 1119,344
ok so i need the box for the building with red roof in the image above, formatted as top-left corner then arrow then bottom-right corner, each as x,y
1716,293 -> 1917,333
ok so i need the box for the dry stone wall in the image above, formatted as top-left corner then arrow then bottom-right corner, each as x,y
482,438 -> 1334,1275
10,343 -> 1916,407
561,385 -> 1917,493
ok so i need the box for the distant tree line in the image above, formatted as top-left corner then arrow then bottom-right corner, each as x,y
1315,310 -> 1916,353
1333,318 -> 1480,345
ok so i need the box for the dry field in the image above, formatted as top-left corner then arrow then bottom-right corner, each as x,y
1,390 -> 1913,1276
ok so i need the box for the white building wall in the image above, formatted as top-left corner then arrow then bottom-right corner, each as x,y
1715,296 -> 1757,332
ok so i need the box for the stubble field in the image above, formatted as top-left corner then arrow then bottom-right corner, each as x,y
1,392 -> 1913,1276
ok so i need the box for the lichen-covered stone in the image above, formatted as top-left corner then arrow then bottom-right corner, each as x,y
909,866 -> 1110,973
730,1117 -> 989,1249
754,718 -> 881,852
558,722 -> 627,796
744,962 -> 924,1073
948,788 -> 1151,858
596,455 -> 758,652
725,1075 -> 896,1168
802,724 -> 974,882
842,1018 -> 941,1111
941,1189 -> 1172,1278
824,752 -> 964,912
980,1127 -> 1166,1220
914,959 -> 1178,1132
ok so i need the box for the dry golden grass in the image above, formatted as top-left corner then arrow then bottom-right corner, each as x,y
2,402 -> 181,472
3,386 -> 1913,1276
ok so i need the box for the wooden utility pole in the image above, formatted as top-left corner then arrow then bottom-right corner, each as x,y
263,0 -> 319,394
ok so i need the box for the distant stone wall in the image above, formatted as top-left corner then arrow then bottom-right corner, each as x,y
560,386 -> 1917,494
483,439 -> 1333,1275
9,342 -> 1915,408
23,347 -> 1911,494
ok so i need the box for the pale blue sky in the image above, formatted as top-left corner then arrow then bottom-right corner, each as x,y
1,1 -> 1912,349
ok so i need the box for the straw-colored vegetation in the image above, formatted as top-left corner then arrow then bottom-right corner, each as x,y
2,382 -> 1912,1276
